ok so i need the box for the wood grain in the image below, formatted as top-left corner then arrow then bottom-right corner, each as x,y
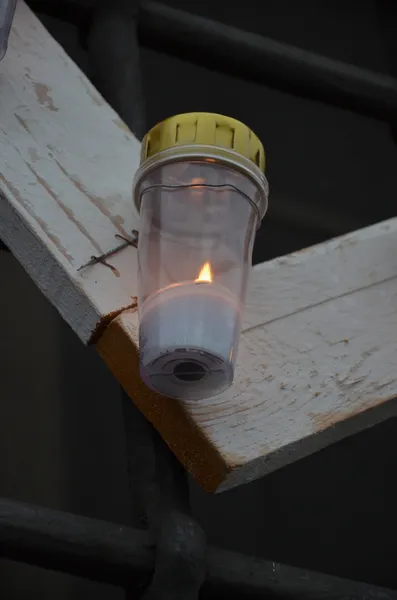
97,219 -> 397,491
0,1 -> 141,342
3,3 -> 397,492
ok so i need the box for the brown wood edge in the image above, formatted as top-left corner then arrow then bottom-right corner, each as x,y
89,298 -> 138,345
95,309 -> 230,492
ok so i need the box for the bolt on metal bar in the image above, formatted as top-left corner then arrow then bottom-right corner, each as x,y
0,497 -> 395,600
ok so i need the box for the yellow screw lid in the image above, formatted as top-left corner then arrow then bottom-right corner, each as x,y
140,112 -> 266,173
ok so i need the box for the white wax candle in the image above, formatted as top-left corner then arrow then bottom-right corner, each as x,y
139,281 -> 242,400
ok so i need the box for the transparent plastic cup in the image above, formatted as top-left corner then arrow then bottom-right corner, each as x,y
135,160 -> 264,400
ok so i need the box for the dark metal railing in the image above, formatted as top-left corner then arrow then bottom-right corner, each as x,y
1,492 -> 395,600
28,0 -> 397,123
1,1 -> 397,597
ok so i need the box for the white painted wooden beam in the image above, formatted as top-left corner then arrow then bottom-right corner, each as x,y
98,217 -> 397,491
0,1 -> 141,342
2,2 -> 397,492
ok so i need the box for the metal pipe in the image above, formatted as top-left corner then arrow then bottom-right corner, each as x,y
0,497 -> 395,600
0,497 -> 153,587
86,0 -> 146,140
28,0 -> 397,120
121,392 -> 206,599
137,1 -> 397,121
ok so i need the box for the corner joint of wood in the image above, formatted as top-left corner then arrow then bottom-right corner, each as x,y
95,310 -> 230,492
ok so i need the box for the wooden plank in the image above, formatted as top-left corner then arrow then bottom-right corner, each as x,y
244,217 -> 396,330
97,218 -> 397,491
3,3 -> 397,492
0,1 -> 141,342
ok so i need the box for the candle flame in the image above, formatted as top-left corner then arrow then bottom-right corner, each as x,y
196,261 -> 212,283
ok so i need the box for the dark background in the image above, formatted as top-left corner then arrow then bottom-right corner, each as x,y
1,0 -> 397,597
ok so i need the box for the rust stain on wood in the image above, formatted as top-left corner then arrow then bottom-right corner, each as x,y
96,260 -> 120,278
0,175 -> 74,263
35,216 -> 74,263
53,158 -> 128,236
33,83 -> 58,112
89,298 -> 138,344
24,162 -> 103,254
111,214 -> 126,229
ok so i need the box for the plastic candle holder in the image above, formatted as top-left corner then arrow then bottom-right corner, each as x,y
132,112 -> 269,400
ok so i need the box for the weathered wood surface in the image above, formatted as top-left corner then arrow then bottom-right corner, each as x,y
2,3 -> 397,492
98,218 -> 397,491
0,1 -> 141,342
